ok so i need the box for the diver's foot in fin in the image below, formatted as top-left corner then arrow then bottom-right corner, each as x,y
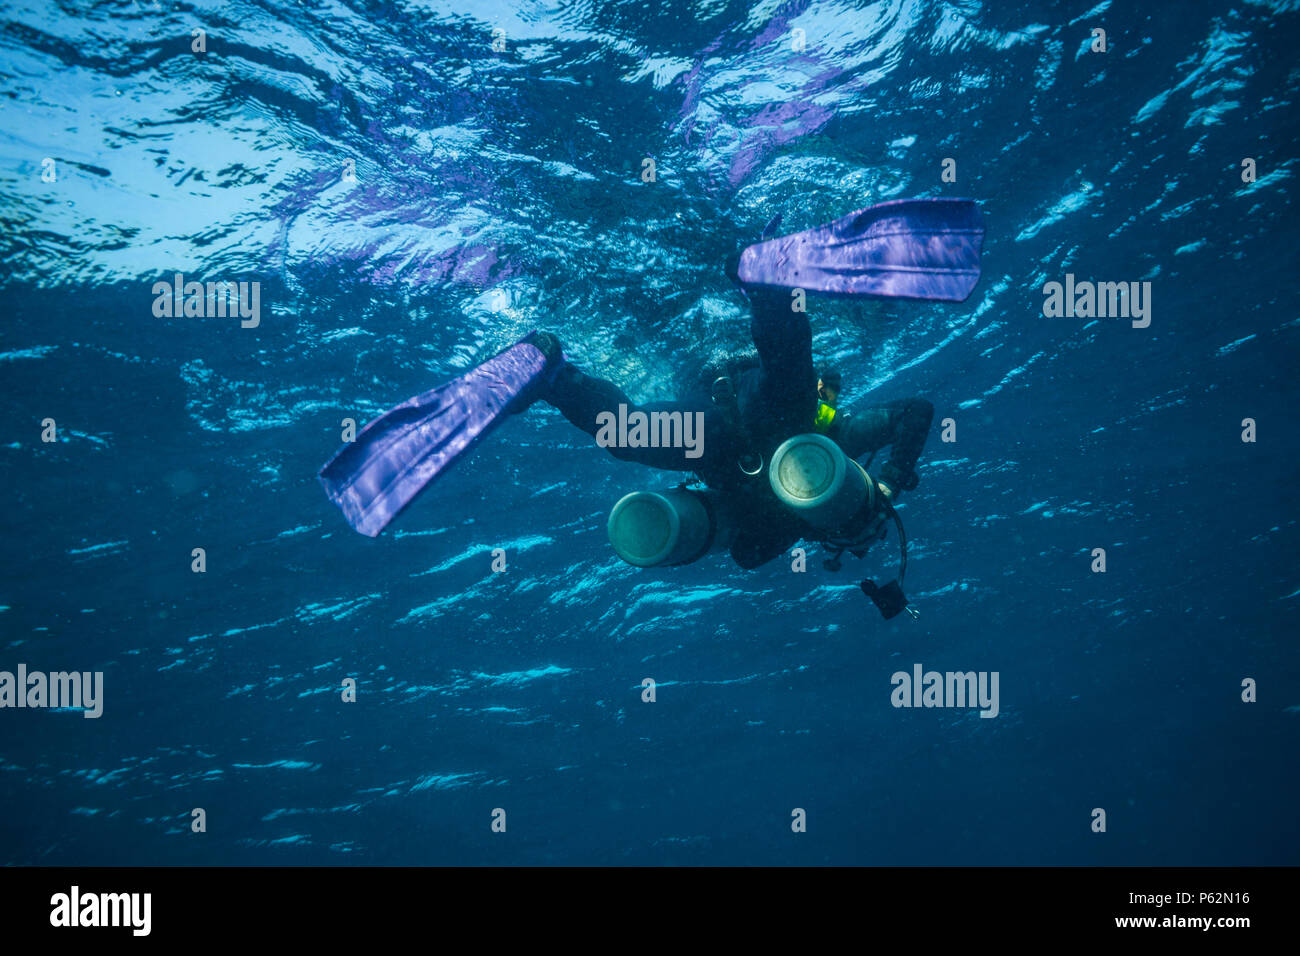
526,330 -> 564,367
319,331 -> 559,536
737,198 -> 985,302
508,330 -> 567,413
724,250 -> 742,286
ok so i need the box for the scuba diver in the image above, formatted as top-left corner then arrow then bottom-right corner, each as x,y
319,198 -> 985,619
522,289 -> 934,573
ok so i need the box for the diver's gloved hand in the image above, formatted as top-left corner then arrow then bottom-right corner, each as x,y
877,461 -> 918,495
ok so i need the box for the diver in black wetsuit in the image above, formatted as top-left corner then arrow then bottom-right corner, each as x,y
319,197 -> 977,618
527,285 -> 934,572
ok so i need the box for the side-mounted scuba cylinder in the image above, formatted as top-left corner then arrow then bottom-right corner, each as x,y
768,432 -> 915,621
768,432 -> 874,532
606,487 -> 730,568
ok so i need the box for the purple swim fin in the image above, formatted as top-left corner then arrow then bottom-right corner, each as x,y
737,198 -> 985,302
319,333 -> 558,537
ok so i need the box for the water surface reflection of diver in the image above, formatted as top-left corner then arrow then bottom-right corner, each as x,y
319,199 -> 986,619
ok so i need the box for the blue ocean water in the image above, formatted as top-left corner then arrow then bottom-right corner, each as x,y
1,0 -> 1297,866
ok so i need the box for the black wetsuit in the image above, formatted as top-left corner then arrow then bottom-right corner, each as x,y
544,289 -> 934,568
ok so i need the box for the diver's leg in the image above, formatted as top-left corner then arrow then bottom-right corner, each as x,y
544,363 -> 730,473
746,288 -> 818,432
544,362 -> 631,435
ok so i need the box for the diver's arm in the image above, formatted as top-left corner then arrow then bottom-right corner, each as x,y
832,398 -> 935,494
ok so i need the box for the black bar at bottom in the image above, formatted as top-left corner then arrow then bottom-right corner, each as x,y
0,866 -> 1286,940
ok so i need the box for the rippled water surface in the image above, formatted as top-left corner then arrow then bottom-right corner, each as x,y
1,0 -> 1298,864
